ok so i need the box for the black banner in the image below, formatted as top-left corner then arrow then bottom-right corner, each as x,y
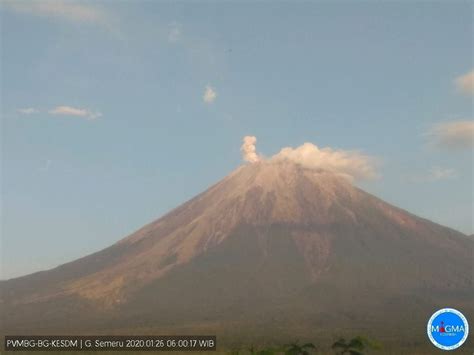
4,336 -> 216,351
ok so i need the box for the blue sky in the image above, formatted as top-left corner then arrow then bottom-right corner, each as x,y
1,1 -> 473,279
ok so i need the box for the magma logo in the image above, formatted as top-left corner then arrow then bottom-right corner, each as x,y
427,308 -> 469,350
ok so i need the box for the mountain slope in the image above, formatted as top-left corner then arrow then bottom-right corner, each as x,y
1,161 -> 473,348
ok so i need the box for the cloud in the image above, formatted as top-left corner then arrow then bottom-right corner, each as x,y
2,0 -> 109,25
426,120 -> 474,149
241,136 -> 260,163
429,167 -> 458,181
203,85 -> 217,104
271,143 -> 378,181
17,108 -> 39,115
408,167 -> 458,183
49,105 -> 102,120
168,23 -> 182,43
39,159 -> 53,172
455,69 -> 474,95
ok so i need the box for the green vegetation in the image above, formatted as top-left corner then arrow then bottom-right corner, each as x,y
331,336 -> 381,355
282,342 -> 316,355
230,336 -> 380,355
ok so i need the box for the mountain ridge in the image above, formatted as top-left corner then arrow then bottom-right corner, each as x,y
1,161 -> 473,350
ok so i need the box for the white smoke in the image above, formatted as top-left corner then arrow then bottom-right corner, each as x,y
241,136 -> 260,163
271,142 -> 378,181
240,135 -> 378,181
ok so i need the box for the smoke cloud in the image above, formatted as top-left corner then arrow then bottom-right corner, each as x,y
241,136 -> 260,163
271,143 -> 378,181
240,136 -> 378,181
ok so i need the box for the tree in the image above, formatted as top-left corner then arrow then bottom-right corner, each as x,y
331,336 -> 380,355
283,342 -> 316,355
248,345 -> 279,355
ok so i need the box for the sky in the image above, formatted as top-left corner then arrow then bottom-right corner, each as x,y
1,1 -> 473,279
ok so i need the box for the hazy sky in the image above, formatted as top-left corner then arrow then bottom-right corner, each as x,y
2,1 -> 473,279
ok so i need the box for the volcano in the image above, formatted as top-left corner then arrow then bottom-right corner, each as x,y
1,161 -> 473,350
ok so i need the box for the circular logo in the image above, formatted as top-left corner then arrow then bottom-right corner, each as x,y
427,308 -> 469,350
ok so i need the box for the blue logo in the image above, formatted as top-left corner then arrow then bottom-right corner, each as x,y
427,308 -> 469,350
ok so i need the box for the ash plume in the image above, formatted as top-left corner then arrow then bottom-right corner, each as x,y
240,135 -> 378,181
241,136 -> 260,163
271,142 -> 378,181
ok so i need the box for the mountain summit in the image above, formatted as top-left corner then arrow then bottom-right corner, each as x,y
1,161 -> 473,348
